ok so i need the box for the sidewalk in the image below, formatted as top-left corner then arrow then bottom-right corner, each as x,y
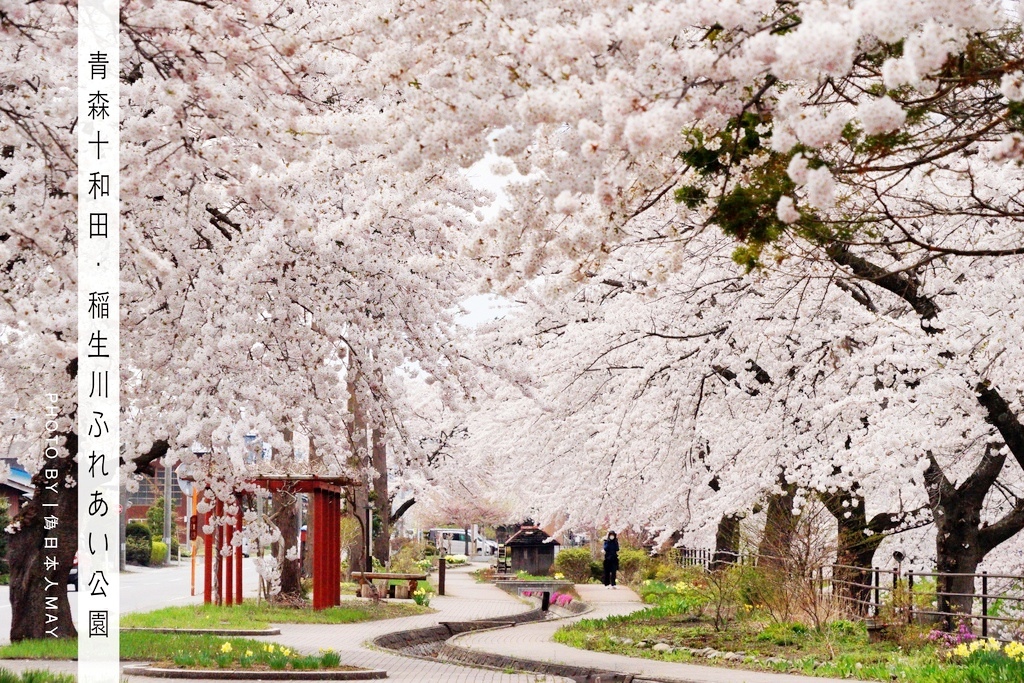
252,564 -> 571,682
454,583 -> 853,683
0,566 -> 856,682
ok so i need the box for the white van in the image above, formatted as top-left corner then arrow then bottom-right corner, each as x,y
428,528 -> 473,555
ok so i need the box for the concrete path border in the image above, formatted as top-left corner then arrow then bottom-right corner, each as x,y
121,665 -> 387,680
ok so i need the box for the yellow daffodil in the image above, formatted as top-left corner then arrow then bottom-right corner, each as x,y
220,642 -> 232,654
1005,641 -> 1024,661
245,650 -> 253,658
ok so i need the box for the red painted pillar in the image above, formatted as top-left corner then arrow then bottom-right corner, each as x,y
235,495 -> 243,605
327,492 -> 335,605
312,490 -> 324,610
330,492 -> 337,605
334,492 -> 341,605
215,499 -> 224,606
203,491 -> 212,605
225,504 -> 234,606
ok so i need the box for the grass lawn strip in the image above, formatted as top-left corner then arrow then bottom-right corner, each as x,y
0,640 -> 76,661
1,635 -> 373,674
121,601 -> 431,630
0,670 -> 74,683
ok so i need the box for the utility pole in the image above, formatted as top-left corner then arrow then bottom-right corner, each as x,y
164,456 -> 173,564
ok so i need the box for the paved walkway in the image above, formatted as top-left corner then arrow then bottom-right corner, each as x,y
252,566 -> 570,682
455,583 -> 853,683
2,564 -> 567,682
0,565 -> 856,682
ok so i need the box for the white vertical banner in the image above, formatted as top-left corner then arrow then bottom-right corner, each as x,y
78,1 -> 119,681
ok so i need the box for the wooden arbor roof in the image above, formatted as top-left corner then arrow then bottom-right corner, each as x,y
250,475 -> 361,610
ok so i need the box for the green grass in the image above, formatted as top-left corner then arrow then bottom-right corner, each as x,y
385,579 -> 431,591
0,633 -> 272,662
554,605 -> 1024,683
0,635 -> 359,671
0,639 -> 77,660
121,600 -> 431,629
0,669 -> 75,683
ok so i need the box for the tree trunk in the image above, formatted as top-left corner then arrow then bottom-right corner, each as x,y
346,373 -> 371,574
712,514 -> 741,570
923,448 -> 1024,630
758,484 -> 797,570
371,427 -> 390,565
820,491 -> 886,616
935,518 -> 982,627
272,487 -> 303,601
348,485 -> 369,574
302,437 -> 317,579
9,431 -> 78,641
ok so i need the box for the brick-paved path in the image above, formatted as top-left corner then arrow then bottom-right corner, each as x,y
1,566 -> 859,682
2,564 -> 568,682
249,565 -> 569,682
454,583 -> 854,683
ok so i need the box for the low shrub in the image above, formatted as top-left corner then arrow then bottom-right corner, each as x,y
126,521 -> 152,566
618,549 -> 648,584
150,541 -> 168,566
390,544 -> 424,573
554,548 -> 594,583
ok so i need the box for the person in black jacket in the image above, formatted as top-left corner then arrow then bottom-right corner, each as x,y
602,531 -> 620,588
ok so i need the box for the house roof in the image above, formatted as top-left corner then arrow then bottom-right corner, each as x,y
504,525 -> 560,546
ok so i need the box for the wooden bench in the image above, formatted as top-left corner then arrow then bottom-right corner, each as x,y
351,572 -> 427,598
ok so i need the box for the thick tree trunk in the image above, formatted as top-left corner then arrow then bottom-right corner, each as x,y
758,484 -> 797,570
272,488 -> 303,601
712,514 -> 741,570
9,431 -> 78,641
820,491 -> 886,615
923,448 -> 1024,629
935,520 -> 983,627
371,427 -> 390,565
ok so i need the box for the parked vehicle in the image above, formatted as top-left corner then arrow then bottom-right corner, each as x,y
427,528 -> 498,556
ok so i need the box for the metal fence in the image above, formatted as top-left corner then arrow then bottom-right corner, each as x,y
673,547 -> 1024,637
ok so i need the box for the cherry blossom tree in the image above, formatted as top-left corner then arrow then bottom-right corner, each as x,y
2,0 -> 482,636
337,0 -> 1024,623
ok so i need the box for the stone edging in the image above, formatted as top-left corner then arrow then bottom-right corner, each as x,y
371,607 -> 548,655
122,627 -> 282,636
438,645 -> 632,682
121,666 -> 386,680
372,597 -> 636,681
438,608 -> 640,683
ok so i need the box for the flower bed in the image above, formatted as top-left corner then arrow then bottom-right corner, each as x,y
163,642 -> 356,672
521,590 -> 574,607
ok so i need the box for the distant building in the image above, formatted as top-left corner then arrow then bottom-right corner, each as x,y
0,460 -> 33,517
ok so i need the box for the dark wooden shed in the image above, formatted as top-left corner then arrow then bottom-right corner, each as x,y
505,526 -> 560,576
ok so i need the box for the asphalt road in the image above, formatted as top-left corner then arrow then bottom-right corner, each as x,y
0,557 -> 262,644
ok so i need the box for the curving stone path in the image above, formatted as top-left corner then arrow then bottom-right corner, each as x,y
249,565 -> 571,682
2,564 -> 570,682
452,583 -> 856,683
0,565 -> 866,682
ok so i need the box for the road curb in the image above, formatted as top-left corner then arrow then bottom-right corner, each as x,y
122,628 -> 281,636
